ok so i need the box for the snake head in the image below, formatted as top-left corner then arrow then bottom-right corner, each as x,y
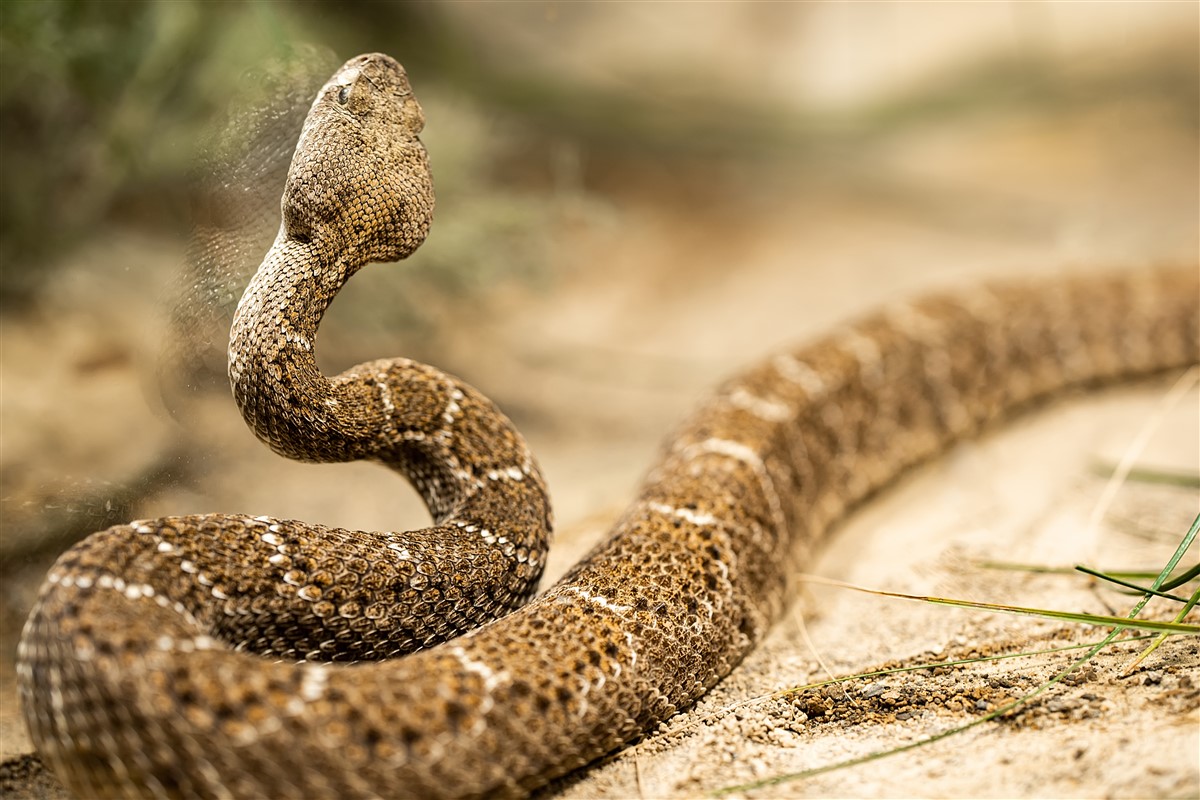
282,53 -> 435,267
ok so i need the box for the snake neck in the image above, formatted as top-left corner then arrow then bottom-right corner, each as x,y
229,230 -> 374,463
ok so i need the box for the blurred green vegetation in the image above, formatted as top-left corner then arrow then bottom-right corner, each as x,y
0,0 -> 308,303
1,1 -> 1195,309
0,1 -> 574,311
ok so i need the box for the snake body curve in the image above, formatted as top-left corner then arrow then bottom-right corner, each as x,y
16,53 -> 1200,799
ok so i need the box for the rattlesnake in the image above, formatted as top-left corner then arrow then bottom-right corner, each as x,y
15,53 -> 1199,799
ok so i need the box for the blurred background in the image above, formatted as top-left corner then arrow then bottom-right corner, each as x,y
1,0 -> 1197,775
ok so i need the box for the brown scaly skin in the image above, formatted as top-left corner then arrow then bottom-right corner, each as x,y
16,53 -> 1200,799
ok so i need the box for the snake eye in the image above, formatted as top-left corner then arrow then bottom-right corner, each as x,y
338,85 -> 350,104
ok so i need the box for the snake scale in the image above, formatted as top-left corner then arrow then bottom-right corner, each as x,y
15,53 -> 1199,799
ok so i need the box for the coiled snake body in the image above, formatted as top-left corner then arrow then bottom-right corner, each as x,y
16,53 -> 1200,799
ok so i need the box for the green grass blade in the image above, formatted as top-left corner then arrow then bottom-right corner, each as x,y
979,561 -> 1198,587
1073,565 -> 1190,602
1158,562 -> 1200,591
798,575 -> 1198,634
1125,583 -> 1200,674
1089,462 -> 1200,488
712,522 -> 1199,797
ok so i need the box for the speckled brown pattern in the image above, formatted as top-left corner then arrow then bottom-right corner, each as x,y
16,53 -> 1200,799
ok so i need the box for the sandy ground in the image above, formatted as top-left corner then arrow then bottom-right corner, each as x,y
2,9 -> 1199,798
548,388 -> 1199,799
